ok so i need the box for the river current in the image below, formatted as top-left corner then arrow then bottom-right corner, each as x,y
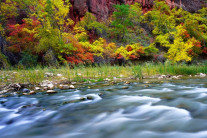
1,78 -> 207,138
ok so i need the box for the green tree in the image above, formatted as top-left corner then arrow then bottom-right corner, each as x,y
111,4 -> 133,41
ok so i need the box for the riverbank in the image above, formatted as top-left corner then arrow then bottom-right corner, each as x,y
0,63 -> 207,96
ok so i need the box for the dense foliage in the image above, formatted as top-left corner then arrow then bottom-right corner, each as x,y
0,0 -> 206,68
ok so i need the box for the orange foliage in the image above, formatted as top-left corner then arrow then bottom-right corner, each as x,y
64,35 -> 94,64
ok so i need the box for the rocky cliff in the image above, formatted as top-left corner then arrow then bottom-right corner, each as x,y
70,0 -> 206,22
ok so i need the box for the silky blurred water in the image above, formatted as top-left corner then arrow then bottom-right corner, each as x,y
1,78 -> 207,138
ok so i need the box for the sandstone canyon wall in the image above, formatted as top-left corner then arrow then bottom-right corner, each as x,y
70,0 -> 206,22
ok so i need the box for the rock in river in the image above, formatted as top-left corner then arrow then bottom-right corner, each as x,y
59,84 -> 70,90
46,90 -> 57,94
23,88 -> 30,93
69,85 -> 75,89
47,84 -> 55,90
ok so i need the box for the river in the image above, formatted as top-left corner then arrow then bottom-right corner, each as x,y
1,78 -> 207,138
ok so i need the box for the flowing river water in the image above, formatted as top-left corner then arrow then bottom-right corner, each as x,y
1,78 -> 207,138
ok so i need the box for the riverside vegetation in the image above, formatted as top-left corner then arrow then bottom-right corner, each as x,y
1,62 -> 207,88
0,0 -> 207,90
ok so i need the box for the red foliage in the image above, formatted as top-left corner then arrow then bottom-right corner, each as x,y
136,47 -> 144,54
129,54 -> 139,60
116,54 -> 124,60
188,41 -> 202,56
203,47 -> 207,54
7,19 -> 40,52
126,46 -> 133,51
194,41 -> 201,48
188,49 -> 193,55
183,31 -> 190,38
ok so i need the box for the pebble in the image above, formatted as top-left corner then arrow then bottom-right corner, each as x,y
59,84 -> 70,90
104,78 -> 111,81
35,87 -> 41,91
47,84 -> 55,90
57,74 -> 63,77
200,73 -> 206,77
43,87 -> 48,90
46,90 -> 57,94
71,82 -> 76,85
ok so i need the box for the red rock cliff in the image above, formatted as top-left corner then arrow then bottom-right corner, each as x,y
70,0 -> 206,22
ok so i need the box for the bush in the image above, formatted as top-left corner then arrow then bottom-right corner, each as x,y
19,52 -> 38,68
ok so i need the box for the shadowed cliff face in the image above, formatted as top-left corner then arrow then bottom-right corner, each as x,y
70,0 -> 206,22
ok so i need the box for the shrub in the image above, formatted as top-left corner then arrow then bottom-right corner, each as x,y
19,52 -> 38,67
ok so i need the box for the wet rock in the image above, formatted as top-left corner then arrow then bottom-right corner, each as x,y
59,84 -> 70,90
172,76 -> 179,79
63,97 -> 86,105
40,80 -> 52,87
199,73 -> 206,77
35,87 -> 41,91
104,78 -> 111,81
80,97 -> 87,101
122,86 -> 129,89
23,93 -> 29,95
46,90 -> 57,94
161,97 -> 173,100
29,91 -> 36,95
71,82 -> 76,85
158,75 -> 181,80
43,87 -> 48,90
47,84 -> 55,90
87,95 -> 95,100
23,88 -> 30,93
0,95 -> 8,98
0,89 -> 9,94
125,82 -> 130,84
144,85 -> 150,88
6,83 -> 21,91
69,85 -> 75,89
98,93 -> 104,98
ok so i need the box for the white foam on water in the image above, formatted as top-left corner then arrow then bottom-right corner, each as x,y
182,88 -> 207,94
162,83 -> 176,87
117,95 -> 161,104
0,107 -> 13,112
0,125 -> 6,130
178,85 -> 194,89
136,130 -> 207,138
85,94 -> 102,101
197,93 -> 207,98
129,104 -> 191,119
34,110 -> 57,120
138,88 -> 174,93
